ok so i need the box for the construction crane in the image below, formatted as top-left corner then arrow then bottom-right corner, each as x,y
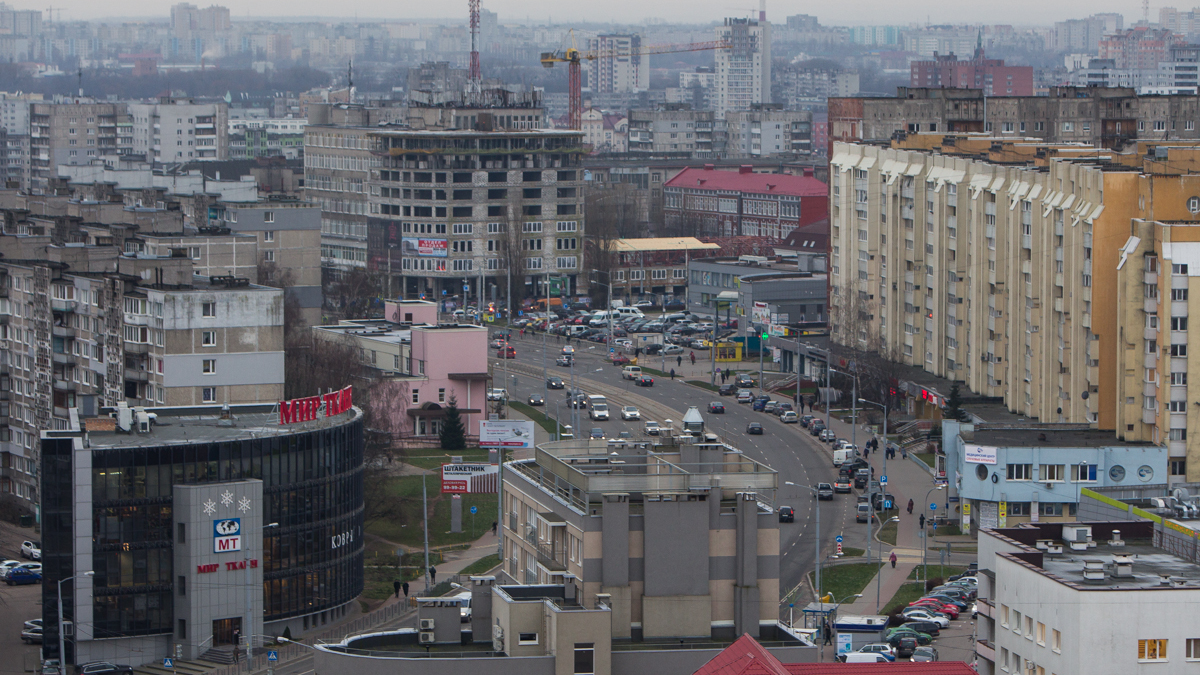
541,35 -> 730,130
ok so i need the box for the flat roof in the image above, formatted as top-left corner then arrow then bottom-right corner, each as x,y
613,237 -> 722,253
1033,541 -> 1200,590
971,427 -> 1155,448
81,404 -> 361,449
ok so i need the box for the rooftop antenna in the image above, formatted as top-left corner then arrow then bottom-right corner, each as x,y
468,0 -> 482,97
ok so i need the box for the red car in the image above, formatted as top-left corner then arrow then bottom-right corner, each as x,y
908,599 -> 959,617
497,346 -> 516,359
612,354 -> 631,366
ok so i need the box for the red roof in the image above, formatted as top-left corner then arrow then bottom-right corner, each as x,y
692,634 -> 793,675
665,166 -> 827,197
693,636 -> 977,675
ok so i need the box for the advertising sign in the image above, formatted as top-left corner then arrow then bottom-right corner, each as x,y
479,420 -> 536,449
751,301 -> 770,325
441,463 -> 499,494
214,517 -> 242,553
402,237 -> 448,257
836,632 -> 854,654
964,444 -> 998,465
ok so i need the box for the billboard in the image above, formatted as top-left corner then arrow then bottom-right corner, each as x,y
214,518 -> 242,553
479,420 -> 536,449
751,301 -> 770,325
964,444 -> 998,465
402,237 -> 448,257
441,463 -> 499,494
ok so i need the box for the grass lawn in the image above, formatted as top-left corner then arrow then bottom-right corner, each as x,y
907,565 -> 968,581
405,447 -> 491,471
809,562 -> 882,602
914,452 -> 936,467
366,475 -> 499,549
508,400 -> 561,436
362,551 -> 444,600
838,546 -> 865,557
881,582 -> 928,615
686,380 -> 719,392
459,554 -> 501,576
877,516 -> 898,545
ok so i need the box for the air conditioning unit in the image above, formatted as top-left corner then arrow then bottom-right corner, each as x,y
420,618 -> 436,630
419,631 -> 435,644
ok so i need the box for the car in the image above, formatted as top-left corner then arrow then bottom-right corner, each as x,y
911,646 -> 939,662
635,375 -> 654,387
885,628 -> 933,645
819,428 -> 837,442
763,401 -> 779,414
718,384 -> 737,396
21,626 -> 41,644
0,560 -> 22,576
643,343 -> 664,355
634,300 -> 654,308
871,492 -> 897,511
486,388 -> 508,401
901,609 -> 950,627
902,621 -> 942,637
611,354 -> 632,366
497,346 -> 516,359
23,618 -> 42,631
799,415 -> 814,427
809,422 -> 826,436
527,394 -> 544,406
617,431 -> 633,440
556,356 -> 574,367
815,483 -> 834,500
20,541 -> 39,561
894,636 -> 919,659
6,567 -> 41,585
778,506 -> 794,523
776,402 -> 794,415
645,420 -> 660,435
709,402 -> 726,414
833,477 -> 852,493
488,338 -> 507,349
546,376 -> 564,389
735,375 -> 755,388
736,390 -> 753,403
907,599 -> 959,618
621,406 -> 640,420
78,664 -> 134,675
751,397 -> 768,411
855,644 -> 897,661
780,411 -> 798,423
662,345 -> 684,355
589,428 -> 605,440
746,422 -> 764,435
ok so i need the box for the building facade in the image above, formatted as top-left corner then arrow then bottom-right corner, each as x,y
41,403 -> 364,667
583,35 -> 649,94
626,106 -> 716,157
609,237 -> 721,306
724,105 -> 812,158
910,49 -> 1034,96
29,102 -> 133,191
714,18 -> 771,119
129,98 -> 229,163
663,165 -> 827,240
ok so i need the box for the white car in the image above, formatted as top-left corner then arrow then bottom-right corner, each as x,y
856,643 -> 896,661
0,560 -> 21,577
486,388 -> 508,401
20,540 -> 39,560
901,608 -> 951,627
634,301 -> 653,308
620,406 -> 640,420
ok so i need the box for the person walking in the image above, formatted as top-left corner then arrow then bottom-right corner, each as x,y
677,355 -> 683,368
907,498 -> 914,515
670,368 -> 676,380
919,514 -> 926,529
402,581 -> 410,598
689,351 -> 696,365
491,520 -> 498,535
890,551 -> 898,568
429,566 -> 437,584
393,580 -> 401,598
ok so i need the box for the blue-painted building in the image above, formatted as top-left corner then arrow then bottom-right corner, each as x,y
943,421 -> 1169,536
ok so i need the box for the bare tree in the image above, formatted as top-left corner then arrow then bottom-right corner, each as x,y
325,267 -> 384,320
828,281 -> 906,415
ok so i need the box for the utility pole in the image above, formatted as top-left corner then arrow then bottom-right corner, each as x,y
423,474 -> 432,591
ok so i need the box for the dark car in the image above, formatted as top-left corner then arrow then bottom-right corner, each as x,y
6,568 -> 41,586
635,375 -> 654,387
853,469 -> 871,490
546,376 -> 564,389
809,422 -> 826,436
778,506 -> 794,523
894,637 -> 919,659
746,422 -> 764,435
816,482 -> 834,500
903,621 -> 941,638
800,414 -> 814,427
79,664 -> 134,675
752,397 -> 769,412
911,646 -> 939,662
886,630 -> 933,647
776,402 -> 794,416
718,383 -> 737,396
735,375 -> 755,388
527,394 -> 544,406
871,492 -> 897,511
589,428 -> 605,440
643,343 -> 664,355
709,401 -> 726,414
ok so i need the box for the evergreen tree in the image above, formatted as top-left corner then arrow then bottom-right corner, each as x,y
945,383 -> 968,422
440,394 -> 466,450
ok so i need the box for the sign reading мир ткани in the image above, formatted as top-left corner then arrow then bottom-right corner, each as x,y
279,386 -> 353,424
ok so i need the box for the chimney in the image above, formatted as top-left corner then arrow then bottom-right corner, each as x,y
703,164 -> 715,170
739,165 -> 753,174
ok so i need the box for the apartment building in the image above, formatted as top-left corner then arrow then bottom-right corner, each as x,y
129,97 -> 229,162
367,118 -> 586,302
663,164 -> 827,240
910,49 -> 1034,96
29,101 -> 133,191
714,18 -> 771,119
1053,13 -> 1123,52
627,106 -> 716,157
0,128 -> 27,188
503,431 -> 780,640
1099,27 -> 1183,70
228,117 -> 305,159
724,105 -> 812,158
583,34 -> 649,94
829,136 -> 1200,474
609,237 -> 720,305
581,109 -> 628,153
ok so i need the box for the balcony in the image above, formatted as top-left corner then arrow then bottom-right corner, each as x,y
976,598 -> 993,619
52,379 -> 77,392
976,639 -> 995,662
1145,271 -> 1158,286
1145,297 -> 1160,314
1021,234 -> 1032,249
1144,380 -> 1158,397
51,351 -> 75,365
1143,408 -> 1158,425
124,367 -> 149,383
52,324 -> 76,339
50,299 -> 77,313
535,541 -> 567,572
124,342 -> 151,354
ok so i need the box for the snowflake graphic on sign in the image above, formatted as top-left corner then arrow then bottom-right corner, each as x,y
221,490 -> 234,507
238,496 -> 251,513
203,500 -> 217,515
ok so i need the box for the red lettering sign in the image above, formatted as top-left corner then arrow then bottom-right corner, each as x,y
279,387 -> 353,424
196,563 -> 219,574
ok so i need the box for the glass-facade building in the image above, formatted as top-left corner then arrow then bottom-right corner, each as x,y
41,405 -> 364,665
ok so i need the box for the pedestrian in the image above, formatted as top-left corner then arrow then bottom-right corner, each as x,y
402,581 -> 410,598
492,520 -> 498,535
232,630 -> 241,661
919,514 -> 926,529
863,445 -> 869,458
393,580 -> 401,598
677,355 -> 683,368
670,368 -> 676,380
907,498 -> 914,514
430,566 -> 437,584
890,551 -> 897,568
720,371 -> 726,384
689,351 -> 696,365
901,447 -> 907,460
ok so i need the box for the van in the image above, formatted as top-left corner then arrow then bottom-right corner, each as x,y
856,502 -> 872,523
587,394 -> 607,409
833,447 -> 859,467
842,653 -> 889,663
622,365 -> 642,380
615,306 -> 645,320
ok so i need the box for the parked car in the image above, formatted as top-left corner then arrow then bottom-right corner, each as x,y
885,628 -> 933,645
901,609 -> 950,627
855,643 -> 896,661
635,375 -> 654,387
621,406 -> 640,420
763,401 -> 779,415
780,411 -> 798,423
799,415 -> 814,427
662,345 -> 684,355
78,664 -> 134,675
6,567 -> 41,585
911,646 -> 939,662
0,560 -> 22,577
736,391 -> 753,403
718,384 -> 737,396
23,618 -> 42,631
819,429 -> 837,442
611,354 -> 631,366
778,506 -> 794,523
20,541 -> 39,561
735,375 -> 755,387
815,483 -> 834,500
644,420 -> 660,435
487,388 -> 508,401
527,394 -> 544,406
776,402 -> 794,416
902,621 -> 941,637
709,401 -> 726,414
746,422 -> 764,435
894,636 -> 919,659
21,626 -> 41,644
546,376 -> 564,389
809,422 -> 826,436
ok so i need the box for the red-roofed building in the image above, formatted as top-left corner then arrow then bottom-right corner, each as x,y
663,165 -> 828,241
692,635 -> 978,675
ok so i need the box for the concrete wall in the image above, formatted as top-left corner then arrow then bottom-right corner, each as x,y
314,650 -> 555,675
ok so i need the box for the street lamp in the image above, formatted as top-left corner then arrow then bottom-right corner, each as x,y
58,570 -> 94,669
922,485 -> 946,589
785,480 -> 822,604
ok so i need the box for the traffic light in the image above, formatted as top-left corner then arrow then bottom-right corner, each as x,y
762,331 -> 769,341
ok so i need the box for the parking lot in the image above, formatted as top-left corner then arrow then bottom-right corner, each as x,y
0,518 -> 46,674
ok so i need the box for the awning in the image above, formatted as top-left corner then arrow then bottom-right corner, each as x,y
407,407 -> 483,417
904,163 -> 924,176
969,174 -> 992,197
857,156 -> 877,170
1117,235 -> 1142,270
988,177 -> 1006,193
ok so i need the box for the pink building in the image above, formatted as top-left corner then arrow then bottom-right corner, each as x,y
312,301 -> 489,439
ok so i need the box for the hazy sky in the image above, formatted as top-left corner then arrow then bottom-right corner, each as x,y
46,1 -> 1140,27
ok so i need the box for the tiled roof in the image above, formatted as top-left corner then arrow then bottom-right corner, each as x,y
665,167 -> 827,197
692,634 -> 792,675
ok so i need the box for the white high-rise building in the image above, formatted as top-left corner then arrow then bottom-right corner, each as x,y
129,97 -> 228,162
714,18 -> 771,119
583,34 -> 650,94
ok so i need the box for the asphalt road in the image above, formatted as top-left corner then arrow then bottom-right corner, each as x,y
492,331 -> 860,614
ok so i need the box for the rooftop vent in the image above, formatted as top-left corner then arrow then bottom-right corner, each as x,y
1109,529 -> 1125,547
1111,554 -> 1133,578
1082,559 -> 1106,583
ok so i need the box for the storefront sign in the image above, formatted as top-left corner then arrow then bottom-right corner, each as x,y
279,386 -> 353,424
441,463 -> 499,494
197,560 -> 258,574
214,518 -> 242,553
964,444 -> 998,465
402,237 -> 448,257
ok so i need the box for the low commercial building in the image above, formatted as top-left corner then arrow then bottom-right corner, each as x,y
942,421 -> 1168,536
687,256 -> 828,323
610,237 -> 721,306
41,402 -> 364,667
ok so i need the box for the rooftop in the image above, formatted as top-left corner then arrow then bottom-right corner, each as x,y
613,237 -> 723,253
665,166 -> 827,197
1032,541 -> 1200,590
72,404 -> 361,449
969,427 -> 1156,448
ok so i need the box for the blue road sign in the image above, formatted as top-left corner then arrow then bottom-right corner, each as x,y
470,506 -> 478,515
930,502 -> 938,511
267,652 -> 278,662
164,659 -> 174,668
835,535 -> 844,543
884,500 -> 893,509
880,475 -> 888,484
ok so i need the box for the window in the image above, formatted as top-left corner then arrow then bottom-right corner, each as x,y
1174,264 -> 1189,275
1170,400 -> 1187,412
202,302 -> 216,317
574,643 -> 595,675
1172,372 -> 1188,385
1040,464 -> 1064,482
1170,429 -> 1187,441
264,231 -> 275,242
518,633 -> 539,646
1000,604 -> 1009,627
202,387 -> 215,403
438,388 -> 445,403
1138,639 -> 1168,662
263,211 -> 274,223
1012,610 -> 1022,632
412,389 -> 419,404
202,359 -> 216,374
1007,463 -> 1032,481
1001,647 -> 1010,672
1173,317 -> 1188,331
1052,629 -> 1062,653
202,331 -> 216,347
1037,622 -> 1046,645
263,250 -> 275,263
1186,638 -> 1200,660
1173,288 -> 1189,301
1171,343 -> 1188,357
1073,464 -> 1097,481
